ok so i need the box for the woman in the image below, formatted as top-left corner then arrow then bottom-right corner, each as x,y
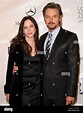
4,16 -> 41,106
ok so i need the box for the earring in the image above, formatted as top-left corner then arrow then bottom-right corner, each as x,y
23,34 -> 25,37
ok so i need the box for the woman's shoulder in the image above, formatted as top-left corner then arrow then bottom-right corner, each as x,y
10,43 -> 22,52
14,44 -> 23,50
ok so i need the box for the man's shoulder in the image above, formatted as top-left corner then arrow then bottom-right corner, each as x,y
62,28 -> 76,36
62,28 -> 78,42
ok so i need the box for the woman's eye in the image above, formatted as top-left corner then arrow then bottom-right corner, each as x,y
30,25 -> 34,27
23,27 -> 27,29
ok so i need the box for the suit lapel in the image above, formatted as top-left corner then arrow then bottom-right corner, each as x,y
40,27 -> 65,63
48,27 -> 65,62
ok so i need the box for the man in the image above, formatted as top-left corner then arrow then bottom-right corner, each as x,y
39,2 -> 80,106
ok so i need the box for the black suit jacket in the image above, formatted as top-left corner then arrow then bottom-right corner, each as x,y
39,27 -> 80,99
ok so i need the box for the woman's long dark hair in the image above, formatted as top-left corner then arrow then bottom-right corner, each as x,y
11,16 -> 39,55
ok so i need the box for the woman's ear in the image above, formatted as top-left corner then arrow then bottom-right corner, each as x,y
23,33 -> 25,37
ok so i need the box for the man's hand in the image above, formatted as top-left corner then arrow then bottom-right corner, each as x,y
66,96 -> 76,106
12,62 -> 18,74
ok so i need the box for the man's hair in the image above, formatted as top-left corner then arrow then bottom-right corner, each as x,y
42,2 -> 63,16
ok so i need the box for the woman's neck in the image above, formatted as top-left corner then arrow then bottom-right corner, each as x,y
25,36 -> 37,56
25,37 -> 35,47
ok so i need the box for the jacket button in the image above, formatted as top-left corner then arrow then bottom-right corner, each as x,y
52,62 -> 55,65
28,62 -> 30,65
65,30 -> 67,33
40,94 -> 42,96
28,104 -> 30,106
65,51 -> 67,54
53,83 -> 55,86
16,51 -> 18,54
16,94 -> 18,96
28,83 -> 30,86
77,62 -> 79,65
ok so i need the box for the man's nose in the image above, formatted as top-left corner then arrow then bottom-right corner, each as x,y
49,17 -> 53,22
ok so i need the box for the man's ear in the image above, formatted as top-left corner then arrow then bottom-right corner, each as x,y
59,15 -> 63,26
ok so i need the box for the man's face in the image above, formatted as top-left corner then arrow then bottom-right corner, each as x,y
44,8 -> 62,32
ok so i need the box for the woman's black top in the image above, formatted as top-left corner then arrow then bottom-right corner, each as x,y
22,50 -> 41,106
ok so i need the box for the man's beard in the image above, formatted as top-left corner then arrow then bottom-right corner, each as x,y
47,23 -> 57,31
47,22 -> 58,30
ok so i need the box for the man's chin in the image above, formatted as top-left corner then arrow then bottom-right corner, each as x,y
47,26 -> 57,31
48,27 -> 56,31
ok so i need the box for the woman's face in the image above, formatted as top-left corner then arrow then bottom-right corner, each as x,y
23,19 -> 36,38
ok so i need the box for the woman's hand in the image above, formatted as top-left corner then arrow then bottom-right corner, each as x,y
66,96 -> 76,106
5,94 -> 10,103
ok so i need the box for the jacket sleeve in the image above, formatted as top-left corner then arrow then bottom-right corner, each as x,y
4,45 -> 16,94
67,33 -> 80,97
